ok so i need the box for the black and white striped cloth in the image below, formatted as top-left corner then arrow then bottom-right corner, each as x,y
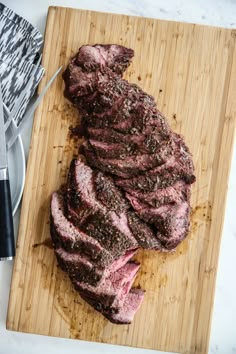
0,2 -> 44,126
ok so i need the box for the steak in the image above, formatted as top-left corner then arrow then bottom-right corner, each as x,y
73,261 -> 140,309
83,100 -> 170,136
80,288 -> 144,324
85,133 -> 170,159
63,44 -> 133,103
53,43 -> 197,324
55,247 -> 104,286
127,212 -> 165,250
75,44 -> 134,75
115,156 -> 195,193
83,142 -> 173,179
56,247 -> 136,286
127,196 -> 189,232
93,170 -> 129,212
87,126 -> 169,155
155,202 -> 191,249
83,132 -> 193,179
125,180 -> 190,209
50,191 -> 113,266
66,158 -> 138,257
128,201 -> 191,249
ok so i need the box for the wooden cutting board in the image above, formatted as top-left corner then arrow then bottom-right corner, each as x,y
7,7 -> 236,354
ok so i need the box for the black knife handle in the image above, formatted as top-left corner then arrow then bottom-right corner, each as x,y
0,171 -> 15,261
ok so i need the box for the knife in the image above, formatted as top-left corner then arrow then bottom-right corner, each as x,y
0,82 -> 15,261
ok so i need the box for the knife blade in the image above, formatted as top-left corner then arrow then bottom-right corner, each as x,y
0,82 -> 15,261
7,65 -> 63,150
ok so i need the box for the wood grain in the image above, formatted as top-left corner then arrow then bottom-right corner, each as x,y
6,7 -> 236,354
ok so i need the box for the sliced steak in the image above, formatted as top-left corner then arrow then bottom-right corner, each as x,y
87,139 -> 136,159
87,126 -> 168,152
63,65 -> 96,101
124,194 -> 190,250
125,180 -> 191,208
155,202 -> 191,249
75,44 -> 134,75
84,99 -> 170,136
129,201 -> 191,249
86,124 -> 182,160
50,191 -> 112,266
87,135 -> 169,159
93,170 -> 129,212
115,155 -> 195,193
127,197 -> 189,231
67,159 -> 138,258
63,44 -> 134,105
55,247 -> 103,286
80,288 -> 144,324
83,132 -> 193,179
73,261 -> 140,308
127,212 -> 165,250
83,140 -> 177,179
60,44 -> 197,323
56,247 -> 136,286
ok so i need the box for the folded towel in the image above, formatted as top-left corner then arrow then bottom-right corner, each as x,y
0,2 -> 44,126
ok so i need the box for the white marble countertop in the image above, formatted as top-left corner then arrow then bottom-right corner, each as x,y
1,1 -> 236,353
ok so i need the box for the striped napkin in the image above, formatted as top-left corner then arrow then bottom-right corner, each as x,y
0,2 -> 44,126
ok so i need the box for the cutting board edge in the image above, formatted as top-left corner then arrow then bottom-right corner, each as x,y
47,5 -> 235,33
193,37 -> 236,354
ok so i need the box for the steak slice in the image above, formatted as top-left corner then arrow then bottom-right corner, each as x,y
83,132 -> 193,179
86,134 -> 170,159
79,75 -> 170,135
87,139 -> 135,159
127,212 -> 164,250
127,198 -> 188,228
77,70 -> 130,118
63,65 -> 97,100
67,159 -> 138,258
125,180 -> 191,208
55,247 -> 103,286
155,202 -> 190,249
63,44 -> 134,106
83,140 -> 176,179
93,170 -> 129,212
73,262 -> 140,308
86,119 -> 179,159
128,200 -> 190,249
115,155 -> 195,193
87,126 -> 168,153
80,288 -> 144,324
75,44 -> 134,75
110,96 -> 170,135
56,247 -> 137,286
84,100 -> 170,136
50,191 -> 112,266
